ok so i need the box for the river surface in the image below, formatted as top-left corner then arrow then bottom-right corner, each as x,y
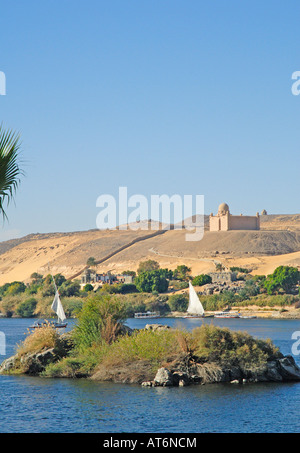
0,317 -> 300,433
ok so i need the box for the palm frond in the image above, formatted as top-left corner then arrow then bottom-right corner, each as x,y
0,125 -> 24,220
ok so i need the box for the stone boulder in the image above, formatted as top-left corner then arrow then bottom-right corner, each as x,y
154,367 -> 174,386
172,371 -> 190,387
265,361 -> 283,382
19,348 -> 58,375
277,356 -> 300,380
0,355 -> 18,373
250,356 -> 300,383
0,335 -> 74,376
57,332 -> 75,354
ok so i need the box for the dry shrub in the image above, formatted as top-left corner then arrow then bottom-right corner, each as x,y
174,329 -> 191,354
17,323 -> 59,356
100,314 -> 120,345
195,362 -> 225,384
92,359 -> 155,384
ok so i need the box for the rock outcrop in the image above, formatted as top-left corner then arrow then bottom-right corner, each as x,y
154,367 -> 174,386
0,332 -> 74,375
0,348 -> 58,375
141,354 -> 300,387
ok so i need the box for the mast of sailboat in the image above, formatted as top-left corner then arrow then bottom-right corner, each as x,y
51,273 -> 58,293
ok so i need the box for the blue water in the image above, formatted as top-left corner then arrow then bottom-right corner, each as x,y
0,317 -> 300,433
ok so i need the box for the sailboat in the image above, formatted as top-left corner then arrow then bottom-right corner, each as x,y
50,280 -> 68,328
183,282 -> 205,318
31,275 -> 67,329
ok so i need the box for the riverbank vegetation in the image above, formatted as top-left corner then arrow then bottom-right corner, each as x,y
0,263 -> 300,318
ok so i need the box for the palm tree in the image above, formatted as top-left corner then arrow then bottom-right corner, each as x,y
0,125 -> 23,219
86,257 -> 97,268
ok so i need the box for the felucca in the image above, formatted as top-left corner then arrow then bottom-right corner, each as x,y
183,282 -> 205,318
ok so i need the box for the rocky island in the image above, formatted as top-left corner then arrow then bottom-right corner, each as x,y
1,294 -> 300,387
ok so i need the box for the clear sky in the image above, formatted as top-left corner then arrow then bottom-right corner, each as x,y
0,0 -> 299,240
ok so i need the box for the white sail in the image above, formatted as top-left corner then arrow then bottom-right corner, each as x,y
187,282 -> 205,316
51,290 -> 66,323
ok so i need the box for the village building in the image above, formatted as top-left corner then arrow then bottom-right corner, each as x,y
81,269 -> 133,288
207,272 -> 237,284
209,203 -> 260,231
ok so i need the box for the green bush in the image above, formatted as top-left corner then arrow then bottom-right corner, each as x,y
192,274 -> 212,286
264,266 -> 300,295
59,280 -> 81,297
173,265 -> 191,281
0,283 -> 11,296
135,270 -> 169,293
238,280 -> 260,299
168,293 -> 188,312
99,283 -> 137,294
99,328 -> 182,371
41,274 -> 67,296
6,282 -> 26,296
119,283 -> 138,294
25,284 -> 40,295
16,298 -> 37,317
83,284 -> 94,292
30,272 -> 44,284
169,280 -> 189,290
137,260 -> 160,274
230,267 -> 250,274
62,298 -> 83,317
191,324 -> 280,371
73,294 -> 127,351
86,257 -> 96,267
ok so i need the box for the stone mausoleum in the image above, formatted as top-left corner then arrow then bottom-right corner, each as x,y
209,203 -> 260,231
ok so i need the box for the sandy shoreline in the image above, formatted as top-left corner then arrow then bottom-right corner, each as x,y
169,307 -> 300,319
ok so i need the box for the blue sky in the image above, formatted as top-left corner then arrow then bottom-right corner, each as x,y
0,0 -> 299,240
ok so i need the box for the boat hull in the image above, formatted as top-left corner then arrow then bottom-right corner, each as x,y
214,315 -> 241,319
134,316 -> 160,319
30,321 -> 68,329
134,311 -> 160,319
182,315 -> 205,318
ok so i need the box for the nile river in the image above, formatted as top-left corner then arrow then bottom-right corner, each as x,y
0,317 -> 300,433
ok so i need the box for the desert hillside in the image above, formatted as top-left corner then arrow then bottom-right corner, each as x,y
1,214 -> 300,284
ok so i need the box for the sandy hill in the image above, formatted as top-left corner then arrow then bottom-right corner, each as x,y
1,214 -> 300,284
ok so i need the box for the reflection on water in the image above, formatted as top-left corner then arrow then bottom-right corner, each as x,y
0,317 -> 300,433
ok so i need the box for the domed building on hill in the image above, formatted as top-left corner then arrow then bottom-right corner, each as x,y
209,203 -> 260,231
